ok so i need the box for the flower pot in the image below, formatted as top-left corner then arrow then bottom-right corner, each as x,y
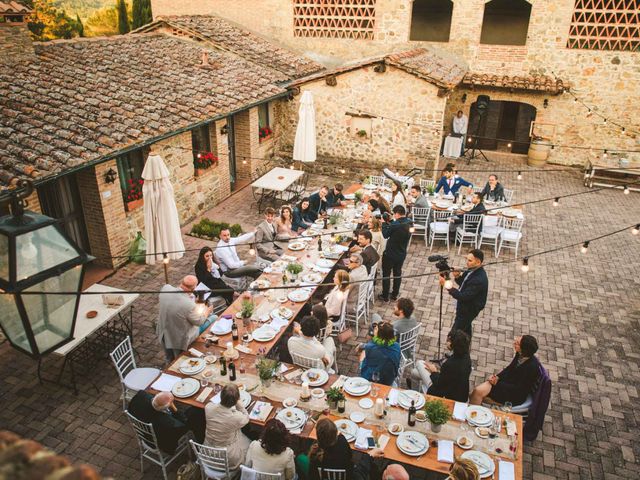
259,133 -> 273,143
430,422 -> 443,433
327,399 -> 338,410
126,198 -> 143,212
287,272 -> 298,282
195,168 -> 210,177
260,377 -> 273,389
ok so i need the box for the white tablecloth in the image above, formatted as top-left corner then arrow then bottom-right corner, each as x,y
251,167 -> 304,192
443,136 -> 463,158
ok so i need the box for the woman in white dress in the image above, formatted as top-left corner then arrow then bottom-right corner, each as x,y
245,419 -> 296,479
390,181 -> 407,208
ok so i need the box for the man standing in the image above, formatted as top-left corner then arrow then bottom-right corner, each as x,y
325,183 -> 345,208
351,230 -> 380,273
441,249 -> 488,338
378,205 -> 413,302
435,166 -> 473,196
409,185 -> 430,209
453,110 -> 468,156
255,207 -> 283,261
157,275 -> 212,362
307,185 -> 329,222
481,174 -> 506,202
216,228 -> 262,279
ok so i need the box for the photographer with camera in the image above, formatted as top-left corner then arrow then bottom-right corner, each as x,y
378,205 -> 413,302
439,249 -> 488,339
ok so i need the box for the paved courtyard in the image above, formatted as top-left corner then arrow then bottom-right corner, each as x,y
1,152 -> 639,479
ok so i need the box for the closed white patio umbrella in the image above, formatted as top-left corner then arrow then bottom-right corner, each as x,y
142,154 -> 185,267
293,90 -> 316,163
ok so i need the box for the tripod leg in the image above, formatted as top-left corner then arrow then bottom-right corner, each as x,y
430,284 -> 445,363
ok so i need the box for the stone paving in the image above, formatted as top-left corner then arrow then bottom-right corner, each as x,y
1,152 -> 639,479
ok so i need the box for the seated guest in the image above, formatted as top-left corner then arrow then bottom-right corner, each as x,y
308,186 -> 329,222
157,275 -> 213,362
276,205 -> 298,240
288,316 -> 336,371
410,330 -> 471,402
370,298 -> 418,357
451,193 -> 486,232
409,185 -> 430,209
390,181 -> 406,208
292,198 -> 314,232
357,322 -> 401,385
345,253 -> 367,314
481,174 -> 506,202
128,391 -> 201,454
447,458 -> 480,480
309,418 -> 353,480
245,419 -> 296,480
205,384 -> 250,472
368,198 -> 382,217
435,166 -> 473,196
194,247 -> 234,305
255,207 -> 284,261
469,335 -> 540,406
354,208 -> 372,234
326,183 -> 345,208
350,230 -> 380,273
370,191 -> 391,216
368,217 -> 386,258
312,303 -> 333,340
325,270 -> 350,319
216,228 -> 262,279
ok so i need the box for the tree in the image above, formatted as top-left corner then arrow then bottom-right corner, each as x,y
85,5 -> 118,36
116,0 -> 129,34
75,13 -> 84,37
131,0 -> 152,29
27,0 -> 83,41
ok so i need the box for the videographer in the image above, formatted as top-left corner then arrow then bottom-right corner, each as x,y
378,205 -> 413,302
439,248 -> 488,339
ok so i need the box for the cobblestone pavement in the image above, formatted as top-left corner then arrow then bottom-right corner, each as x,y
1,152 -> 639,479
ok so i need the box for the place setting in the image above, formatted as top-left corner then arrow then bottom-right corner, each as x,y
396,431 -> 429,457
343,377 -> 371,396
335,418 -> 359,442
301,368 -> 329,387
460,450 -> 496,479
276,406 -> 308,432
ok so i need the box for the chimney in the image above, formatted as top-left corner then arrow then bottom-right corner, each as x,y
200,50 -> 209,67
0,1 -> 36,65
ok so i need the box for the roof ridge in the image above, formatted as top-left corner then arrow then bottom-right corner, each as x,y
34,32 -> 165,47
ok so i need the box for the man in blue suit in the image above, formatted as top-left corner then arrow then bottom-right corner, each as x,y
435,166 -> 473,196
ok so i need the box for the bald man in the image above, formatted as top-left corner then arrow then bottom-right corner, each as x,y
157,275 -> 213,362
382,464 -> 410,480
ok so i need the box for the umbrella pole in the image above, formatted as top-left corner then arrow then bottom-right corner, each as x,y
163,261 -> 169,284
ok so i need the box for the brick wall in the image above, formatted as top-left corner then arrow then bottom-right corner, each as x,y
233,108 -> 261,181
0,23 -> 36,65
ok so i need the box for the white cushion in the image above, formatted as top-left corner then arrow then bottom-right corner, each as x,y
123,367 -> 161,391
501,230 -> 522,241
430,222 -> 449,233
511,394 -> 533,413
481,226 -> 503,238
456,226 -> 477,236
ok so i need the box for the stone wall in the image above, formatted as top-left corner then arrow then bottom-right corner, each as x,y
276,66 -> 446,177
0,23 -> 36,65
151,0 -> 640,166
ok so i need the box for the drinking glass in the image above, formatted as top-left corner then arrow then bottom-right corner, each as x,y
200,377 -> 209,389
503,402 -> 512,414
370,372 -> 380,398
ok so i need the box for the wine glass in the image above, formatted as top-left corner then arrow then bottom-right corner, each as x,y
370,372 -> 380,398
503,402 -> 512,414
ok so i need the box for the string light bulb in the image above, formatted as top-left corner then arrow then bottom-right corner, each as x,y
574,97 -> 578,103
289,164 -> 294,170
632,224 -> 639,235
242,160 -> 247,165
622,127 -> 626,133
517,171 -> 522,180
162,253 -> 169,264
249,247 -> 256,255
468,137 -> 473,143
603,118 -> 608,124
623,185 -> 630,194
197,153 -> 202,159
586,109 -> 593,118
521,257 -> 529,273
580,241 -> 589,254
507,142 -> 512,148
340,168 -> 346,174
553,198 -> 559,207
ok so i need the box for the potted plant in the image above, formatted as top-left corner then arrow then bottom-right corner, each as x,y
326,387 -> 345,410
259,126 -> 273,142
240,299 -> 254,319
354,190 -> 364,204
194,152 -> 219,176
256,358 -> 280,388
426,185 -> 435,197
356,129 -> 368,138
328,212 -> 341,226
286,262 -> 303,281
125,178 -> 144,211
424,399 -> 451,433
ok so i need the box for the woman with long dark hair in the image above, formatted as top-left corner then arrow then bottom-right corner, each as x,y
245,418 -> 296,479
292,197 -> 314,232
308,418 -> 353,480
194,246 -> 234,305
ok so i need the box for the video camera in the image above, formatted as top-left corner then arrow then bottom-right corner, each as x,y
428,254 -> 451,274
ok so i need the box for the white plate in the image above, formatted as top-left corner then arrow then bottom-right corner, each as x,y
363,184 -> 377,190
283,397 -> 298,408
178,357 -> 206,375
250,279 -> 271,290
276,407 -> 307,430
316,259 -> 334,269
349,412 -> 366,423
301,273 -> 323,284
171,378 -> 200,398
344,377 -> 371,396
301,368 -> 329,387
466,406 -> 494,426
335,419 -> 358,441
288,242 -> 306,251
277,296 -> 288,303
211,389 -> 252,408
252,325 -> 277,342
358,398 -> 374,409
435,200 -> 452,208
396,431 -> 429,456
396,390 -> 426,410
456,435 -> 474,450
204,355 -> 217,365
288,289 -> 311,303
474,426 -> 491,439
388,423 -> 404,436
271,307 -> 293,319
461,451 -> 495,478
311,387 -> 325,399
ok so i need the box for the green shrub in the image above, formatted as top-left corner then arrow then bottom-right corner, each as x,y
190,219 -> 243,240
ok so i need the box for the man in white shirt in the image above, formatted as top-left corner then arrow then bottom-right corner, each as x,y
452,110 -> 468,156
215,228 -> 262,279
287,316 -> 336,372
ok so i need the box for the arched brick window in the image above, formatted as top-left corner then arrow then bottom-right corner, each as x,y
410,0 -> 454,42
480,0 -> 532,45
567,0 -> 639,51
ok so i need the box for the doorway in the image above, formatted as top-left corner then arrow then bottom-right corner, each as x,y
227,116 -> 238,191
468,99 -> 536,154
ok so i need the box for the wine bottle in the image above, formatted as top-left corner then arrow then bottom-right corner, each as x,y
318,236 -> 323,251
408,400 -> 416,426
231,321 -> 239,341
229,361 -> 236,381
220,357 -> 227,376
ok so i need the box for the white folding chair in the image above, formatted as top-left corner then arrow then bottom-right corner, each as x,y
497,217 -> 524,257
503,188 -> 514,203
365,262 -> 378,317
477,215 -> 503,255
317,468 -> 347,480
473,186 -> 484,195
455,213 -> 483,254
345,282 -> 369,337
110,337 -> 160,410
397,324 -> 421,378
125,411 -> 190,480
190,440 -> 232,480
241,466 -> 282,480
366,175 -> 390,188
419,178 -> 435,191
290,351 -> 325,370
428,210 -> 451,251
409,206 -> 430,246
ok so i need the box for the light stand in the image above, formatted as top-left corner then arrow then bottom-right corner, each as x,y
430,271 -> 450,363
464,114 -> 489,163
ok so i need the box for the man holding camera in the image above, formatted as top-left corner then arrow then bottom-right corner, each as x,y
440,249 -> 488,338
378,205 -> 413,302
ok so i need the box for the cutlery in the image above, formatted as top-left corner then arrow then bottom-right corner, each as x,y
404,435 -> 426,451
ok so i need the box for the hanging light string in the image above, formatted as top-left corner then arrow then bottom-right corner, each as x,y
7,221 -> 638,297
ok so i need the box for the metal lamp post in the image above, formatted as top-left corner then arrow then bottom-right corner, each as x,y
0,180 -> 91,358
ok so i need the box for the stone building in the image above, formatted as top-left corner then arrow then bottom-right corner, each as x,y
151,0 -> 640,168
0,9 -> 322,270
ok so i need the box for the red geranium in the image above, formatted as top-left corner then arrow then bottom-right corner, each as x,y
126,177 -> 143,201
195,152 -> 218,170
259,126 -> 273,139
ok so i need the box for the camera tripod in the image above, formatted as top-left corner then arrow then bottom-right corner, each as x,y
430,272 -> 450,364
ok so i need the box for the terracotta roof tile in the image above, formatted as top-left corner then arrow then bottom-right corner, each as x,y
0,1 -> 31,14
0,34 -> 286,187
385,48 -> 467,89
461,73 -> 567,94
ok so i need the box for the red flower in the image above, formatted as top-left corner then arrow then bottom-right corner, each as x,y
128,179 -> 133,184
139,179 -> 143,184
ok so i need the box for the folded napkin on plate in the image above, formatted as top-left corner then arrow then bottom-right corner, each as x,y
437,440 -> 454,463
150,373 -> 181,392
281,255 -> 297,262
453,401 -> 468,421
354,428 -> 373,450
188,348 -> 204,358
196,387 -> 213,403
249,401 -> 273,422
387,389 -> 399,406
211,317 -> 233,334
235,344 -> 252,354
499,461 -> 515,480
195,282 -> 211,300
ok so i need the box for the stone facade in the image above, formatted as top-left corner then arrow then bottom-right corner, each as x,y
151,0 -> 640,166
277,66 -> 446,177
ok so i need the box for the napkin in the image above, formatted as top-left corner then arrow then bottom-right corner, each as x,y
506,419 -> 517,436
313,266 -> 332,273
196,387 -> 213,403
437,440 -> 454,463
211,317 -> 233,334
377,434 -> 390,450
249,401 -> 273,422
150,373 -> 182,392
270,317 -> 289,330
188,348 -> 204,358
279,363 -> 290,373
453,402 -> 468,421
387,389 -> 399,406
281,255 -> 297,262
330,375 -> 347,389
285,369 -> 302,382
354,428 -> 373,450
499,461 -> 515,480
235,344 -> 252,354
